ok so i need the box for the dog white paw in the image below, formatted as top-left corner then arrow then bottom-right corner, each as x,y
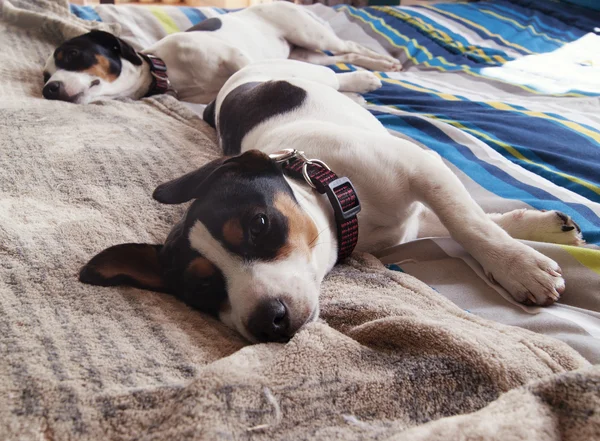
372,58 -> 403,72
339,71 -> 382,93
485,243 -> 564,306
341,92 -> 367,106
502,209 -> 585,246
541,210 -> 584,245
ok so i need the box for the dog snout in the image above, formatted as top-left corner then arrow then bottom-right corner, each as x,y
42,81 -> 69,101
247,298 -> 294,343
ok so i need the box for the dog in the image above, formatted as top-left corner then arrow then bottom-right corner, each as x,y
42,2 -> 401,105
79,60 -> 585,343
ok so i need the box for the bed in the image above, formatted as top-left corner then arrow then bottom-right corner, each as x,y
1,0 -> 599,439
68,0 -> 600,360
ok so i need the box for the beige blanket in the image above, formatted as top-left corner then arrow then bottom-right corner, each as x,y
1,1 -> 598,439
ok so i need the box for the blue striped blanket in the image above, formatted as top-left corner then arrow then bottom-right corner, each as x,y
70,0 -> 600,361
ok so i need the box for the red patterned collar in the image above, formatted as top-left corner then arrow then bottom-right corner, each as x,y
139,53 -> 177,98
270,149 -> 361,263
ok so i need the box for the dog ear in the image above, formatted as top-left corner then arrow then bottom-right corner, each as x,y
225,150 -> 275,173
79,243 -> 167,292
87,30 -> 142,66
153,151 -> 278,205
203,100 -> 216,128
152,157 -> 231,205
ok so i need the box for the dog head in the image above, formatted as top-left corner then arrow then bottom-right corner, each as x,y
42,30 -> 143,104
80,151 -> 324,343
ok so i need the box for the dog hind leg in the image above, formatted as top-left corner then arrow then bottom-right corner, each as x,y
417,207 -> 585,246
264,2 -> 401,71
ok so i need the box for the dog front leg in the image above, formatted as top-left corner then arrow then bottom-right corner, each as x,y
410,154 -> 565,306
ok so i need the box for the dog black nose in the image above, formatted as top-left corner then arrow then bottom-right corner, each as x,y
42,81 -> 64,100
247,299 -> 291,342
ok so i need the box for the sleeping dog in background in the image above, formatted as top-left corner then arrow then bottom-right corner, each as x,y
79,60 -> 584,343
42,2 -> 400,104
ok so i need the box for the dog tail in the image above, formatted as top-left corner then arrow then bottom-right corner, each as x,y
203,100 -> 216,128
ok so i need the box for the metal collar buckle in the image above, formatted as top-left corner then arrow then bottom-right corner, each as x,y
269,149 -> 331,189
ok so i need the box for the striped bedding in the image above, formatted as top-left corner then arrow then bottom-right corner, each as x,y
70,0 -> 600,361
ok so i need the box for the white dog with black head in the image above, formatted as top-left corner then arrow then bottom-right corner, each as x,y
79,60 -> 584,343
42,2 -> 400,104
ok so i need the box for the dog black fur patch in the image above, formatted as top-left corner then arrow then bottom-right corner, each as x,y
187,18 -> 222,32
51,31 -> 142,81
203,100 -> 216,128
218,81 -> 307,156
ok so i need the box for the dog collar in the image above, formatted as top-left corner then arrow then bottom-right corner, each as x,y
270,149 -> 361,262
139,53 -> 177,98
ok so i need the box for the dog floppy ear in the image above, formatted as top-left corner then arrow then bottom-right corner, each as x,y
79,243 -> 167,292
152,157 -> 232,205
87,30 -> 142,66
153,151 -> 278,205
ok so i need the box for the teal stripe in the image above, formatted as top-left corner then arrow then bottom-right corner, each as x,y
372,112 -> 600,244
431,3 -> 563,53
387,6 -> 513,63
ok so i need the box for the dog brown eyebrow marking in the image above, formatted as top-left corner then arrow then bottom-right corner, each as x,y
274,192 -> 318,259
187,257 -> 216,278
56,50 -> 64,61
82,55 -> 117,82
223,217 -> 244,247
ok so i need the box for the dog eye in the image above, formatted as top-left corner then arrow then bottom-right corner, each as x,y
248,214 -> 268,242
65,49 -> 79,61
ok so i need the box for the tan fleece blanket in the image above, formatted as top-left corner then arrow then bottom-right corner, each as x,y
0,1 -> 598,439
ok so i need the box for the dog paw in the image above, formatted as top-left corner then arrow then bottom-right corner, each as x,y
503,209 -> 585,246
341,92 -> 367,106
339,71 -> 382,93
373,58 -> 402,72
549,211 -> 584,245
485,243 -> 564,306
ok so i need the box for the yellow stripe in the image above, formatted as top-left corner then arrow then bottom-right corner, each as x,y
486,101 -> 514,111
380,76 -> 461,101
432,118 -> 600,195
485,102 -> 600,145
372,94 -> 600,192
149,7 -> 180,34
374,93 -> 600,193
479,8 -> 567,45
379,7 -> 501,65
560,246 -> 600,275
340,6 -> 468,72
423,4 -> 533,54
341,7 -> 584,97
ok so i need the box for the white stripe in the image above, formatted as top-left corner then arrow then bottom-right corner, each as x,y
433,238 -> 600,339
543,306 -> 600,338
402,7 -> 524,59
368,104 -> 600,217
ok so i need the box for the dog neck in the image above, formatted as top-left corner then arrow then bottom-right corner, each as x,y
287,178 -> 338,282
113,57 -> 154,100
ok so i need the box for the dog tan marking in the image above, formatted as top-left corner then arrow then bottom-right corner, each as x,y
274,192 -> 318,259
82,55 -> 117,82
56,50 -> 64,61
187,257 -> 216,278
223,218 -> 244,247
